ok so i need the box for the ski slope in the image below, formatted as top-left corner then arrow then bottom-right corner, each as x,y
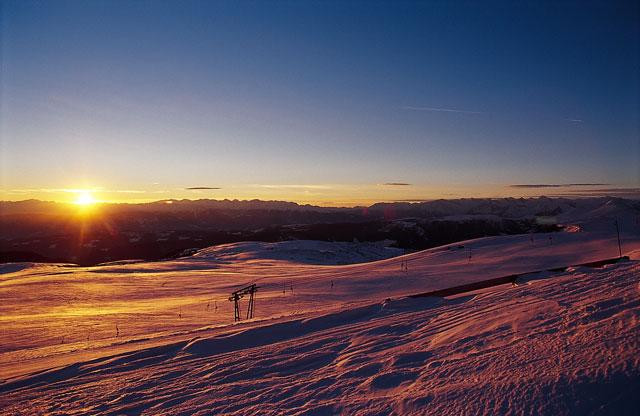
1,212 -> 639,414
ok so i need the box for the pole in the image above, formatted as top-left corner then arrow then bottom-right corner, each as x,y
247,288 -> 255,319
615,218 -> 622,258
233,294 -> 240,321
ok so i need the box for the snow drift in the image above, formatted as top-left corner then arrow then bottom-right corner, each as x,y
1,209 -> 639,415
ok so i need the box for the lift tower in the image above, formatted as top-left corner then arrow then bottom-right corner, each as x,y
228,284 -> 259,322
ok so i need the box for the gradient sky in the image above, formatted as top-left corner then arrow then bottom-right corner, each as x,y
1,0 -> 639,206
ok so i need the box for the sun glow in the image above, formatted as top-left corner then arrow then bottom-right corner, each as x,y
74,191 -> 97,206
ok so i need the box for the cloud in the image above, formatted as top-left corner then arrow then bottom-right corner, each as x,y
510,183 -> 609,189
7,188 -> 100,194
566,118 -> 584,123
401,106 -> 484,115
383,182 -> 411,186
185,187 -> 221,190
550,188 -> 640,198
254,184 -> 333,190
391,199 -> 433,202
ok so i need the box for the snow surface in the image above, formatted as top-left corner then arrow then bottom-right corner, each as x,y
190,240 -> 404,265
1,213 -> 639,415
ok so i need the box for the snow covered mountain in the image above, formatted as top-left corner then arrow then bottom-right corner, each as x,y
1,214 -> 639,414
3,197 -> 638,266
3,258 -> 638,415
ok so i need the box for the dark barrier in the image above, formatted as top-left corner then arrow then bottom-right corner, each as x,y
408,256 -> 630,299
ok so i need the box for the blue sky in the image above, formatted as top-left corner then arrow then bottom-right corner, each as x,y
1,0 -> 638,205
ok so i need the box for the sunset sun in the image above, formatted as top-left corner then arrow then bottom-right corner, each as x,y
74,191 -> 96,206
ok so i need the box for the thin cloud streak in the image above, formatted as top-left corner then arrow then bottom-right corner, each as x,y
550,188 -> 640,198
391,199 -> 434,202
185,187 -> 221,190
383,182 -> 411,186
5,188 -> 166,194
254,184 -> 333,190
401,106 -> 484,115
510,183 -> 609,189
7,188 -> 100,193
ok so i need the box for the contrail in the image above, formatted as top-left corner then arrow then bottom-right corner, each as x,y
401,106 -> 484,115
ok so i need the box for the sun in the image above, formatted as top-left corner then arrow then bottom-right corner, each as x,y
74,191 -> 97,206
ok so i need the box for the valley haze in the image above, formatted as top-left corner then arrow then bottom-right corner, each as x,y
0,196 -> 610,265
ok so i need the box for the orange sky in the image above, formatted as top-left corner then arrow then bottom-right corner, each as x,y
0,183 -> 621,207
2,2 -> 638,209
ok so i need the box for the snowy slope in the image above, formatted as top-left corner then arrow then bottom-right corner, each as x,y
1,259 -> 639,415
1,228 -> 638,365
191,240 -> 404,265
1,220 -> 639,415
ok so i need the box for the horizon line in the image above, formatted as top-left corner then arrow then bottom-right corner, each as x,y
1,193 -> 637,209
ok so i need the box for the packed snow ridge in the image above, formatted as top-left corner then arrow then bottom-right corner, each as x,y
190,240 -> 403,265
